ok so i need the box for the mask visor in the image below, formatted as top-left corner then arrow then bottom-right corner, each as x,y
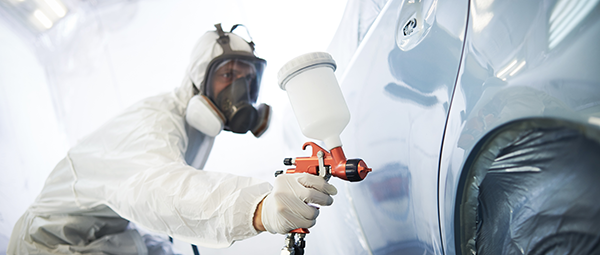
205,58 -> 265,103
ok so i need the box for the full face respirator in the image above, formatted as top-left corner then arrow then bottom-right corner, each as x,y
185,24 -> 270,138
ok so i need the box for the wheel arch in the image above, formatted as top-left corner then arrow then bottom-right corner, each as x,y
453,117 -> 600,254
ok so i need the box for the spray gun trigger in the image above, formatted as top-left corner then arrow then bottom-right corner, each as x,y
316,151 -> 331,181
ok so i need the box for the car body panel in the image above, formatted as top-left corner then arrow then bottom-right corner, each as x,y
440,0 -> 600,254
324,0 -> 600,254
334,0 -> 468,253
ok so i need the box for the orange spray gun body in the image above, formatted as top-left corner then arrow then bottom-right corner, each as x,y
276,141 -> 372,235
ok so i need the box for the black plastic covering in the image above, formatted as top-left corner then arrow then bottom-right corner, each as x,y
460,121 -> 600,255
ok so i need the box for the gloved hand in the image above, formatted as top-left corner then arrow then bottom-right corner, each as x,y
260,173 -> 337,234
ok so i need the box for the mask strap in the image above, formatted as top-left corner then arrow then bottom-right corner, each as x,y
230,24 -> 256,51
214,23 -> 233,54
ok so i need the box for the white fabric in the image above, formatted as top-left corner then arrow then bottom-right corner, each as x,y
261,173 -> 337,234
7,31 -> 272,254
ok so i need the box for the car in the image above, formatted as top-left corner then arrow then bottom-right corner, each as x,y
287,0 -> 600,254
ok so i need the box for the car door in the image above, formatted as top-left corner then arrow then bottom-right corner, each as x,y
333,0 -> 469,254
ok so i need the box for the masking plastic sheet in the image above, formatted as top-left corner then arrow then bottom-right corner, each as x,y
467,124 -> 600,254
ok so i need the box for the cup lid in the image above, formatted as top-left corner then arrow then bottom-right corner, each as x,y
277,52 -> 336,90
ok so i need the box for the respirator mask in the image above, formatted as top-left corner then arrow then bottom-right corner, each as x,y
206,57 -> 269,134
186,24 -> 271,138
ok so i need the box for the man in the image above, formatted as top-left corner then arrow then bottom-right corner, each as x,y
8,24 -> 336,254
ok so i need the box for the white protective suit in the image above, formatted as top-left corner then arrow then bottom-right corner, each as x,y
8,31 -> 273,254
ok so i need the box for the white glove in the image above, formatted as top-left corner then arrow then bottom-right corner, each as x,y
261,173 -> 338,234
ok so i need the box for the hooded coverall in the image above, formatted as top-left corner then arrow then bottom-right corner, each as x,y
8,31 -> 272,254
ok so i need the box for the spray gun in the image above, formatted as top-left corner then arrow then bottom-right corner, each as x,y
276,52 -> 372,255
